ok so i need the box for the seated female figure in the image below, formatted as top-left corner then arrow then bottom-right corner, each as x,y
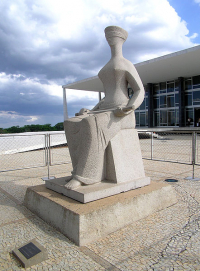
64,26 -> 144,189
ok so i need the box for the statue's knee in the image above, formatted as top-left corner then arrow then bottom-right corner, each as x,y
82,116 -> 95,127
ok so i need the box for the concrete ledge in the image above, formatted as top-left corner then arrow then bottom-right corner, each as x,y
24,181 -> 177,246
45,176 -> 150,203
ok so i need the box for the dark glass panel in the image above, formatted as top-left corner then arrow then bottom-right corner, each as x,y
160,96 -> 167,108
167,95 -> 175,107
160,82 -> 166,93
140,100 -> 145,110
146,110 -> 148,125
128,88 -> 133,99
168,111 -> 175,126
185,93 -> 192,106
185,79 -> 192,90
186,109 -> 194,126
154,111 -> 159,126
167,82 -> 174,93
140,113 -> 146,126
135,112 -> 139,126
145,96 -> 148,109
175,80 -> 179,89
193,91 -> 200,105
160,110 -> 167,126
153,84 -> 159,94
193,75 -> 200,85
193,85 -> 200,89
154,98 -> 159,109
175,109 -> 179,126
175,93 -> 179,106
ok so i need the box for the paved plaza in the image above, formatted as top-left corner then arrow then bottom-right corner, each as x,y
0,158 -> 200,270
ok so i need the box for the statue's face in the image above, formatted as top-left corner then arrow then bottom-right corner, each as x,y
106,35 -> 124,46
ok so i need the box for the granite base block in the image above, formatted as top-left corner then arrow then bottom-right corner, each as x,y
24,181 -> 177,246
45,176 -> 151,203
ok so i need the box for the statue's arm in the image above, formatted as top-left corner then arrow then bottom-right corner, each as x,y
91,98 -> 105,111
75,98 -> 105,116
114,64 -> 144,117
126,65 -> 145,110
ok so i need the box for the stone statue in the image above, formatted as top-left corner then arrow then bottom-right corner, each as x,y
64,26 -> 145,190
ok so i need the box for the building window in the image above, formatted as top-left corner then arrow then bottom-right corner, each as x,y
154,97 -> 159,108
154,111 -> 159,126
140,100 -> 145,110
160,82 -> 166,93
175,93 -> 179,106
128,87 -> 133,98
168,110 -> 175,126
186,109 -> 194,126
140,112 -> 146,126
160,110 -> 167,126
193,75 -> 200,89
167,95 -> 175,107
154,109 -> 179,127
152,80 -> 179,127
160,96 -> 167,108
135,91 -> 148,127
193,90 -> 200,105
185,78 -> 192,90
153,84 -> 159,94
185,92 -> 192,106
167,81 -> 174,93
135,112 -> 139,124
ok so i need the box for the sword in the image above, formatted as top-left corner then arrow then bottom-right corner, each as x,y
87,105 -> 134,114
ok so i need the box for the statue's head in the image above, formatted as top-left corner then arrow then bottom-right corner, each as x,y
105,26 -> 128,46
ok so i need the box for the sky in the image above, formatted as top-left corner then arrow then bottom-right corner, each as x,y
0,0 -> 200,129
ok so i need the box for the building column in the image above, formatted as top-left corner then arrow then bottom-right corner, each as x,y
178,77 -> 185,127
147,83 -> 154,128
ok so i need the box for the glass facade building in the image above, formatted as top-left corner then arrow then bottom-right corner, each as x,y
135,75 -> 200,127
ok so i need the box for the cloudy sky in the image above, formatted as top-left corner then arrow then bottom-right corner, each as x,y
0,0 -> 200,128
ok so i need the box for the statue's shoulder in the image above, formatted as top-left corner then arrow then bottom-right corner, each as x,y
122,58 -> 136,69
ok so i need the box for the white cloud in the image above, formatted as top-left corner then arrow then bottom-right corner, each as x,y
0,0 -> 199,127
194,0 -> 200,3
0,72 -> 98,104
1,0 -> 197,53
27,116 -> 39,122
0,111 -> 39,123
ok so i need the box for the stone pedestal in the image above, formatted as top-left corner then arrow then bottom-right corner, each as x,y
45,176 -> 150,203
24,181 -> 177,246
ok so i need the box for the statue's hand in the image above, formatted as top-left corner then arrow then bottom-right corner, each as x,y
75,108 -> 90,116
114,107 -> 125,117
123,105 -> 135,112
114,105 -> 135,117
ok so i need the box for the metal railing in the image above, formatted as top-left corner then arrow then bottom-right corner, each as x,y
0,132 -> 70,172
138,131 -> 195,164
0,130 -> 200,174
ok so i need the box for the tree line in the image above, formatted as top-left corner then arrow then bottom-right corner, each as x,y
0,122 -> 64,134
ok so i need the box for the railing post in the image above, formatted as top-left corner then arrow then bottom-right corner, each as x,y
42,133 -> 55,181
185,132 -> 200,181
49,134 -> 52,166
192,132 -> 196,179
47,134 -> 50,179
45,134 -> 48,166
151,132 -> 153,160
